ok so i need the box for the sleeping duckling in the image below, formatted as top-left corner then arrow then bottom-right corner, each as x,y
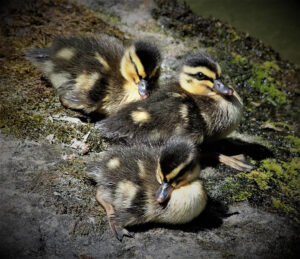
96,52 -> 253,171
86,137 -> 207,241
25,34 -> 161,115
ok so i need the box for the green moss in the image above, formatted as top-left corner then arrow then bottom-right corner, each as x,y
262,61 -> 280,72
261,159 -> 284,176
248,61 -> 288,105
229,53 -> 289,105
239,158 -> 300,221
226,27 -> 241,42
231,52 -> 247,65
205,177 -> 252,203
262,120 -> 292,131
242,170 -> 272,190
285,136 -> 300,153
272,197 -> 298,223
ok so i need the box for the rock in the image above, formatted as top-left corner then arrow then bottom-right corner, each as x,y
0,0 -> 299,258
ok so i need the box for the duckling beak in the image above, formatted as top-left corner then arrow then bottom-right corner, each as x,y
156,182 -> 173,204
213,80 -> 234,96
138,79 -> 149,99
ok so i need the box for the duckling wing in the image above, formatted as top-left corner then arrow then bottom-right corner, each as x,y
95,91 -> 205,142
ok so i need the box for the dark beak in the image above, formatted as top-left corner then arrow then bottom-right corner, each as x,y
156,182 -> 173,204
138,79 -> 149,99
212,80 -> 233,96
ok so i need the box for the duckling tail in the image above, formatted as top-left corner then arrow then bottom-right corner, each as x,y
24,48 -> 50,63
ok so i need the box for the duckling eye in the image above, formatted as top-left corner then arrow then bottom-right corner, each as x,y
195,72 -> 205,80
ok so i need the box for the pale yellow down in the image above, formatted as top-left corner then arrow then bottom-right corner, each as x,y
114,180 -> 139,210
131,108 -> 151,124
95,52 -> 110,71
138,160 -> 147,179
75,72 -> 100,91
56,48 -> 75,60
107,157 -> 121,170
49,72 -> 71,89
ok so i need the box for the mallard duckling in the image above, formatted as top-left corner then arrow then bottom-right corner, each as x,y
25,34 -> 161,115
96,52 -> 241,141
86,137 -> 207,241
96,52 -> 253,171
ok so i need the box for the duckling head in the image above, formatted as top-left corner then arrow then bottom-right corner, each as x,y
179,52 -> 233,97
155,138 -> 200,204
120,41 -> 161,99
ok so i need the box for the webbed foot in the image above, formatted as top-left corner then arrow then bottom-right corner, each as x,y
110,219 -> 134,242
218,154 -> 254,172
95,189 -> 134,242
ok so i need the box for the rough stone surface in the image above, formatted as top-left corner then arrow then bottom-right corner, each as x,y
0,0 -> 299,258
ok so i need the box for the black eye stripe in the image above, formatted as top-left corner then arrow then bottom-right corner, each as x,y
166,161 -> 194,183
129,54 -> 143,80
186,72 -> 214,83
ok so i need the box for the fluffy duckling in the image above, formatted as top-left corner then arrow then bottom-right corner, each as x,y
96,52 -> 242,143
96,52 -> 253,171
86,137 -> 207,241
25,34 -> 161,115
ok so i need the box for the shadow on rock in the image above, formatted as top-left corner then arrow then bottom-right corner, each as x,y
199,137 -> 274,168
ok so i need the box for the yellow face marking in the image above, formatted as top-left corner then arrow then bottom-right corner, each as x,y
149,65 -> 159,79
129,46 -> 146,79
182,65 -> 217,80
120,47 -> 138,83
165,152 -> 194,182
115,180 -> 138,209
56,48 -> 75,60
138,160 -> 147,179
95,52 -> 110,71
165,162 -> 186,182
49,72 -> 71,89
174,164 -> 201,189
179,72 -> 216,96
106,157 -> 120,170
121,81 -> 141,105
75,72 -> 99,91
131,108 -> 151,124
156,162 -> 164,184
216,63 -> 222,77
120,46 -> 146,84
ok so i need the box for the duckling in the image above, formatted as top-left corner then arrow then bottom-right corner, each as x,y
95,52 -> 252,171
25,34 -> 161,115
95,52 -> 241,141
86,137 -> 207,241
